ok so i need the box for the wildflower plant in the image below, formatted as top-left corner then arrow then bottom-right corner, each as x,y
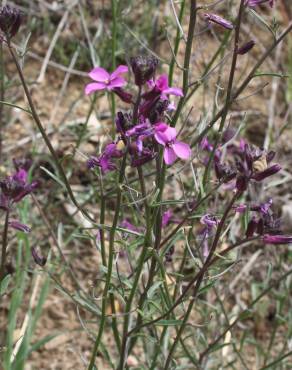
1,1 -> 292,370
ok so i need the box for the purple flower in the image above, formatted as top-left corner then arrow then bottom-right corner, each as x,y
120,220 -> 140,233
87,142 -> 124,174
85,65 -> 128,95
148,74 -> 183,98
251,199 -> 273,215
262,235 -> 292,245
235,145 -> 281,191
0,169 -> 38,208
204,13 -> 233,30
237,40 -> 255,55
245,0 -> 275,7
200,214 -> 218,229
154,123 -> 191,165
8,220 -> 31,233
162,210 -> 180,228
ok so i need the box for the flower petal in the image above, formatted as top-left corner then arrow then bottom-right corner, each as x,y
164,147 -> 177,165
108,77 -> 127,89
88,67 -> 110,82
85,82 -> 107,95
156,74 -> 169,92
172,141 -> 191,160
110,65 -> 128,79
163,87 -> 184,97
163,126 -> 177,142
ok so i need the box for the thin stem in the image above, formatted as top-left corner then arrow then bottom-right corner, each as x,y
202,0 -> 245,188
191,22 -> 292,147
31,194 -> 84,292
0,43 -> 4,161
0,209 -> 10,281
7,43 -> 95,224
168,0 -> 186,86
171,0 -> 197,128
87,152 -> 128,370
162,191 -> 240,368
198,267 -> 292,364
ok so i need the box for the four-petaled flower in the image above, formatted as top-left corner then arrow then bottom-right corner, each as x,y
154,123 -> 191,165
85,65 -> 128,95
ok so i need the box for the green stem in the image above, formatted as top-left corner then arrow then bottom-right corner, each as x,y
202,0 -> 245,188
0,43 -> 4,161
7,43 -> 95,223
171,0 -> 197,128
191,22 -> 292,147
168,0 -> 186,86
0,209 -> 10,282
162,192 -> 240,369
87,152 -> 128,370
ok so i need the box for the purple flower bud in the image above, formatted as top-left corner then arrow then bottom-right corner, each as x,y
262,234 -> 292,245
0,169 -> 38,204
204,13 -> 233,30
130,55 -> 159,86
9,220 -> 31,233
245,0 -> 275,8
236,175 -> 248,192
113,87 -> 133,103
0,5 -> 22,39
252,163 -> 281,181
237,40 -> 255,55
222,128 -> 236,144
31,247 -> 47,266
165,245 -> 175,263
246,217 -> 258,237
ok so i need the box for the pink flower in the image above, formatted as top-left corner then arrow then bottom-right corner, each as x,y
85,65 -> 128,95
148,74 -> 183,98
154,123 -> 191,165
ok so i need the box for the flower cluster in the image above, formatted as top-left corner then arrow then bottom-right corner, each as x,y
85,56 -> 191,172
0,5 -> 22,41
0,161 -> 38,233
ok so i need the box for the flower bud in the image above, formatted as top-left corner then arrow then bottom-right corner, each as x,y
9,220 -> 31,233
204,13 -> 233,30
236,175 -> 248,192
113,87 -> 133,104
262,234 -> 292,245
0,5 -> 22,39
246,217 -> 258,237
130,56 -> 159,86
31,247 -> 47,266
237,40 -> 255,55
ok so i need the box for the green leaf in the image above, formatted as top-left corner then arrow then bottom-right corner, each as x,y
0,274 -> 11,296
249,9 -> 276,40
155,319 -> 184,326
